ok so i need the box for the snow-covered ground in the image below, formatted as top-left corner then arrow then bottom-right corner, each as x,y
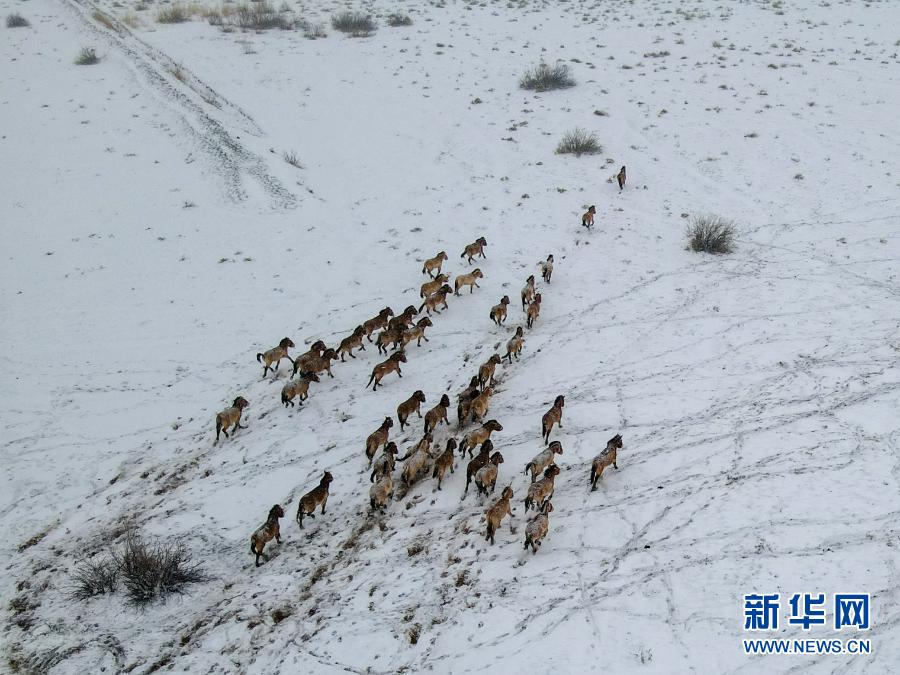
2,0 -> 899,671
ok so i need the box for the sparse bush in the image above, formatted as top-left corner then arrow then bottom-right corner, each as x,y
519,62 -> 575,91
331,11 -> 375,36
283,151 -> 302,168
168,62 -> 186,82
7,13 -> 30,27
301,20 -> 326,38
555,128 -> 601,156
387,12 -> 412,26
407,623 -> 421,644
233,3 -> 292,30
71,558 -> 119,599
687,214 -> 736,254
115,533 -> 205,604
74,47 -> 100,65
157,4 -> 189,23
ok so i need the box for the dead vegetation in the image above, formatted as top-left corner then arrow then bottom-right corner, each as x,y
157,4 -> 189,23
520,62 -> 575,91
71,532 -> 205,605
283,151 -> 302,168
331,11 -> 376,37
271,606 -> 293,624
299,20 -> 327,39
74,48 -> 100,65
234,3 -> 293,30
17,522 -> 54,552
208,3 -> 294,30
687,214 -> 737,254
555,128 -> 601,156
6,12 -> 29,27
71,557 -> 119,599
386,12 -> 412,27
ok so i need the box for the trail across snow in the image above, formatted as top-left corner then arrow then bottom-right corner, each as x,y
1,0 -> 899,672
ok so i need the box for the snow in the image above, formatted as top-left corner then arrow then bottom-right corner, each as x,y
2,0 -> 899,672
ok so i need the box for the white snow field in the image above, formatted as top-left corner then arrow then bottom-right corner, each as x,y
2,0 -> 899,671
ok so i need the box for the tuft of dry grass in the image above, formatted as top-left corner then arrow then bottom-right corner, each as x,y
17,523 -> 54,552
74,48 -> 100,65
331,11 -> 375,36
232,3 -> 293,30
92,10 -> 118,31
283,150 -> 302,168
168,62 -> 187,83
555,128 -> 601,156
300,20 -> 326,39
71,557 -> 119,599
121,12 -> 141,28
520,62 -> 575,91
157,4 -> 190,23
387,12 -> 412,27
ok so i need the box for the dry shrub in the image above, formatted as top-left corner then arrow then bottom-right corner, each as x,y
520,62 -> 575,91
331,11 -> 375,36
300,20 -> 326,38
387,12 -> 412,26
687,214 -> 736,254
6,13 -> 30,27
233,3 -> 293,30
71,558 -> 119,599
115,533 -> 205,604
555,128 -> 601,156
75,48 -> 100,65
157,4 -> 189,23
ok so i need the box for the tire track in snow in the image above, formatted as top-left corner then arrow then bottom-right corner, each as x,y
60,0 -> 297,210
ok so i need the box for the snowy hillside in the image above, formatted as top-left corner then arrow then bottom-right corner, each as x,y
2,0 -> 899,672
